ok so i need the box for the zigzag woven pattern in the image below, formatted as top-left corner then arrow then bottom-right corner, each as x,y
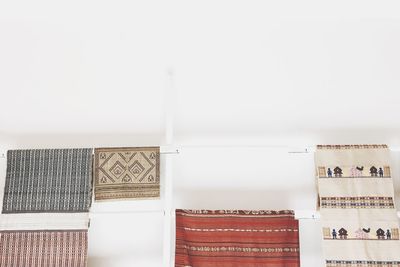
2,149 -> 93,213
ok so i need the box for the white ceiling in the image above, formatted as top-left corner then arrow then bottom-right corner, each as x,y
1,0 -> 400,142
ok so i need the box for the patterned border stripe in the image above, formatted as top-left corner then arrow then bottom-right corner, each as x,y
179,210 -> 295,216
178,245 -> 300,253
179,227 -> 299,233
2,149 -> 93,213
326,260 -> 400,267
320,197 -> 395,209
318,166 -> 391,178
317,145 -> 388,150
322,227 -> 399,241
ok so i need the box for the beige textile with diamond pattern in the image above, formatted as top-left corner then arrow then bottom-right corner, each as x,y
94,147 -> 160,201
315,145 -> 400,267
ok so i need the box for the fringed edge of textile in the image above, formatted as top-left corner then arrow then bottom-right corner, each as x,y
326,260 -> 400,267
176,209 -> 295,218
317,144 -> 388,150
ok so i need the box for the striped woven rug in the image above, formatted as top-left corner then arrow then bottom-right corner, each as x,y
0,230 -> 88,267
2,149 -> 93,213
175,209 -> 300,267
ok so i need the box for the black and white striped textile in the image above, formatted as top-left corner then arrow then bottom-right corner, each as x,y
2,149 -> 93,213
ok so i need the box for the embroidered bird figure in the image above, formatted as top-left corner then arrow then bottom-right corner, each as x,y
356,166 -> 364,171
362,228 -> 371,233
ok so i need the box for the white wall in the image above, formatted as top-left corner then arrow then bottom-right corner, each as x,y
1,0 -> 400,266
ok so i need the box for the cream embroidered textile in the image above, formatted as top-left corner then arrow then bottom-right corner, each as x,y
315,145 -> 400,267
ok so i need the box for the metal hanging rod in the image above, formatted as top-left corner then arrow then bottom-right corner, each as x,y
2,145 -> 400,158
87,209 -> 400,220
90,209 -> 165,215
179,145 -> 400,153
160,149 -> 180,155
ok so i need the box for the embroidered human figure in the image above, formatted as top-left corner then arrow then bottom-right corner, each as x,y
386,229 -> 391,240
378,167 -> 384,177
332,229 -> 337,239
327,168 -> 332,178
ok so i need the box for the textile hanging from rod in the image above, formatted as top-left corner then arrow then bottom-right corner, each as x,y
2,149 -> 93,214
315,145 -> 400,267
175,209 -> 300,267
0,230 -> 88,267
0,213 -> 89,231
94,147 -> 160,201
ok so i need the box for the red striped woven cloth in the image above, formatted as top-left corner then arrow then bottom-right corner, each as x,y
175,210 -> 300,267
0,230 -> 88,267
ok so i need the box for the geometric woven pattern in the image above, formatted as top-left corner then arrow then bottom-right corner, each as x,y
317,165 -> 391,179
316,145 -> 400,267
94,147 -> 160,201
175,209 -> 300,267
0,230 -> 88,267
2,149 -> 93,213
326,261 -> 400,267
320,197 -> 395,209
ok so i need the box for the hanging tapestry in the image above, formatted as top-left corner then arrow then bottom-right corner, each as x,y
0,213 -> 89,231
0,230 -> 88,267
175,209 -> 300,267
315,145 -> 400,267
94,147 -> 160,201
2,149 -> 93,214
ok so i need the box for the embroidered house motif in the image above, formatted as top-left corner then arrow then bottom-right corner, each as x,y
338,228 -> 348,239
322,227 -> 399,240
377,228 -> 385,240
320,197 -> 395,209
370,166 -> 378,177
334,167 -> 343,177
318,165 -> 391,178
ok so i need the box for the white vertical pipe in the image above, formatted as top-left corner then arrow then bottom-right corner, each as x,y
162,68 -> 175,267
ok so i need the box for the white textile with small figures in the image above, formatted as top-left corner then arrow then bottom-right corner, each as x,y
315,145 -> 400,267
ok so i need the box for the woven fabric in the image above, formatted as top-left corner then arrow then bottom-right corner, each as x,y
0,230 -> 87,267
0,213 -> 89,231
315,145 -> 400,266
175,209 -> 300,267
2,149 -> 93,214
94,147 -> 160,201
